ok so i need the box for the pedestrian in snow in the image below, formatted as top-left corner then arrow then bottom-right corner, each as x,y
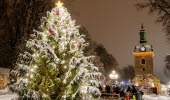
132,85 -> 137,100
126,86 -> 132,100
132,85 -> 137,95
105,84 -> 111,93
126,86 -> 132,92
98,84 -> 103,92
114,85 -> 120,94
119,88 -> 125,100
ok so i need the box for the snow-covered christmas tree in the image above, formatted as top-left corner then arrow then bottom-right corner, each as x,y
8,1 -> 101,100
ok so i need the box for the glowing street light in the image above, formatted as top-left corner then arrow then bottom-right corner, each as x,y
109,70 -> 118,79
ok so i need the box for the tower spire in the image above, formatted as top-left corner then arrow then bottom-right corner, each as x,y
139,24 -> 147,43
141,24 -> 144,29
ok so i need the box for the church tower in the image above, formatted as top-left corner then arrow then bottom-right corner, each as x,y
132,25 -> 160,94
134,25 -> 154,76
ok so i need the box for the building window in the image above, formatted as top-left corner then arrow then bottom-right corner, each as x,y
143,68 -> 145,71
142,59 -> 145,64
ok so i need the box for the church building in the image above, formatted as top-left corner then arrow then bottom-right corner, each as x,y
132,25 -> 160,94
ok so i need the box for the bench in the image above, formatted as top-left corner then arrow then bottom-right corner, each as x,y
101,93 -> 119,99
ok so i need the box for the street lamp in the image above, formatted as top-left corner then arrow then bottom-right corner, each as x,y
109,70 -> 119,85
109,71 -> 118,79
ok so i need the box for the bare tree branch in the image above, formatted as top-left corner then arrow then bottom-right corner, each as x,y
136,0 -> 170,37
0,0 -> 75,68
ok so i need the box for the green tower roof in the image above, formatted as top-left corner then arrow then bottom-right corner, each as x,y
134,25 -> 153,53
140,24 -> 147,43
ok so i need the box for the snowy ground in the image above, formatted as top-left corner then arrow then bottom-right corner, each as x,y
2,94 -> 170,100
0,96 -> 120,100
0,89 -> 17,100
142,94 -> 170,100
0,96 -> 119,100
0,89 -> 119,100
0,94 -> 17,100
2,91 -> 170,100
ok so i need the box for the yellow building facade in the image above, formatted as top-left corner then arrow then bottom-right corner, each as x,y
132,25 -> 160,94
0,67 -> 10,89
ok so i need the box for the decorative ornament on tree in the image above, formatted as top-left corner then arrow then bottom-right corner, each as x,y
49,29 -> 54,34
56,1 -> 63,8
56,13 -> 60,16
77,44 -> 81,48
56,1 -> 62,16
77,43 -> 82,48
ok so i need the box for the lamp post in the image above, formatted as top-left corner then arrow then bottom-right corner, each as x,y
109,70 -> 118,85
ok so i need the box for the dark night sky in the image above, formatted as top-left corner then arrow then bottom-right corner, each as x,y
70,0 -> 170,82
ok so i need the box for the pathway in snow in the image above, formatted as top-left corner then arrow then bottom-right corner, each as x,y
0,94 -> 17,100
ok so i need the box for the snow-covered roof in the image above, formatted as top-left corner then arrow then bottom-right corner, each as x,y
0,67 -> 10,75
134,43 -> 153,53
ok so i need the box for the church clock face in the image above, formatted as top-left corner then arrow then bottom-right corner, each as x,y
140,46 -> 146,52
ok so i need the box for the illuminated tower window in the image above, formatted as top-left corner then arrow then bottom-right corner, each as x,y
142,59 -> 145,64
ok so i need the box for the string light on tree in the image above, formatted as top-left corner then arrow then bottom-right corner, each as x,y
30,68 -> 34,72
30,74 -> 33,78
43,33 -> 47,39
25,78 -> 28,83
63,79 -> 66,83
52,46 -> 55,49
64,66 -> 67,69
32,53 -> 39,57
34,65 -> 37,68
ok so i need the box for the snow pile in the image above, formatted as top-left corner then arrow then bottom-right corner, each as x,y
0,89 -> 17,100
0,89 -> 13,95
0,94 -> 17,100
142,94 -> 170,100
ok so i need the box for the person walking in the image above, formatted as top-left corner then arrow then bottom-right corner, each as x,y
105,84 -> 111,93
132,85 -> 137,100
114,85 -> 120,94
126,86 -> 132,92
119,88 -> 125,100
98,84 -> 103,92
126,86 -> 132,100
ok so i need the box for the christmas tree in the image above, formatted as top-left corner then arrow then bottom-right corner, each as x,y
8,1 -> 101,100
